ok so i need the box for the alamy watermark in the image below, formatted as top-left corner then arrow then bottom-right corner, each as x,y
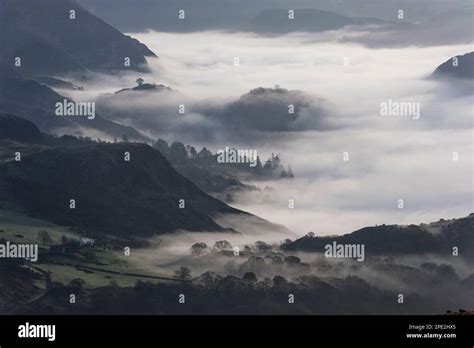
18,322 -> 55,342
55,99 -> 95,120
380,99 -> 421,120
217,146 -> 258,167
0,241 -> 38,262
324,241 -> 365,262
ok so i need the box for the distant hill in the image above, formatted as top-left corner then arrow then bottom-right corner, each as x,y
199,87 -> 331,132
0,113 -> 98,162
0,114 -> 45,144
115,82 -> 174,94
0,142 -> 248,237
79,0 -> 387,34
251,8 -> 384,33
432,52 -> 474,80
0,74 -> 148,141
0,0 -> 156,76
33,76 -> 84,91
283,215 -> 474,260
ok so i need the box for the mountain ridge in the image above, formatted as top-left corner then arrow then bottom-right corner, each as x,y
0,0 -> 156,76
283,214 -> 474,259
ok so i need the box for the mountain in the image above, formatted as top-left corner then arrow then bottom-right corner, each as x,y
33,76 -> 84,91
115,82 -> 174,94
251,8 -> 383,33
199,87 -> 331,132
0,73 -> 148,141
0,0 -> 156,76
283,215 -> 474,260
0,114 -> 45,144
432,52 -> 474,80
0,113 -> 99,163
79,0 -> 387,33
0,142 -> 249,237
0,113 -> 50,164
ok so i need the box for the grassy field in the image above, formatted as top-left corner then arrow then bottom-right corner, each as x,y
0,208 -> 175,289
0,207 -> 77,245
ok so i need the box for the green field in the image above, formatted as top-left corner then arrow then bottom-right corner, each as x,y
0,208 -> 176,289
0,208 -> 77,245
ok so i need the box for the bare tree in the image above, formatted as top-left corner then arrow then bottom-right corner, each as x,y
213,240 -> 232,251
174,267 -> 192,280
190,242 -> 208,256
255,241 -> 271,251
38,230 -> 53,245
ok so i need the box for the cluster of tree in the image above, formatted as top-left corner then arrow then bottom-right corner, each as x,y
190,240 -> 276,257
153,139 -> 294,179
19,270 -> 449,315
224,253 -> 311,279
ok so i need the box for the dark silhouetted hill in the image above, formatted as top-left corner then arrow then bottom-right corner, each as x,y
0,143 -> 247,236
283,215 -> 474,260
0,74 -> 148,141
0,114 -> 45,143
0,0 -> 156,76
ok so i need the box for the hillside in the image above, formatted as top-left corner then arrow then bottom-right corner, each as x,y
0,0 -> 156,75
0,74 -> 148,141
283,215 -> 474,260
0,142 -> 249,237
0,114 -> 45,143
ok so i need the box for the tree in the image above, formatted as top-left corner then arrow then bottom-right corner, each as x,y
200,271 -> 220,291
284,255 -> 301,265
38,230 -> 53,245
136,77 -> 144,86
242,272 -> 257,284
61,235 -> 68,245
272,275 -> 288,288
190,243 -> 208,256
254,241 -> 271,252
169,142 -> 188,163
271,256 -> 283,264
174,267 -> 192,280
121,134 -> 129,143
213,240 -> 232,251
154,139 -> 170,156
198,147 -> 212,158
186,145 -> 197,158
69,278 -> 86,291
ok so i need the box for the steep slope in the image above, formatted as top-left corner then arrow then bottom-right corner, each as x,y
0,74 -> 148,141
0,0 -> 156,75
0,143 -> 247,236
